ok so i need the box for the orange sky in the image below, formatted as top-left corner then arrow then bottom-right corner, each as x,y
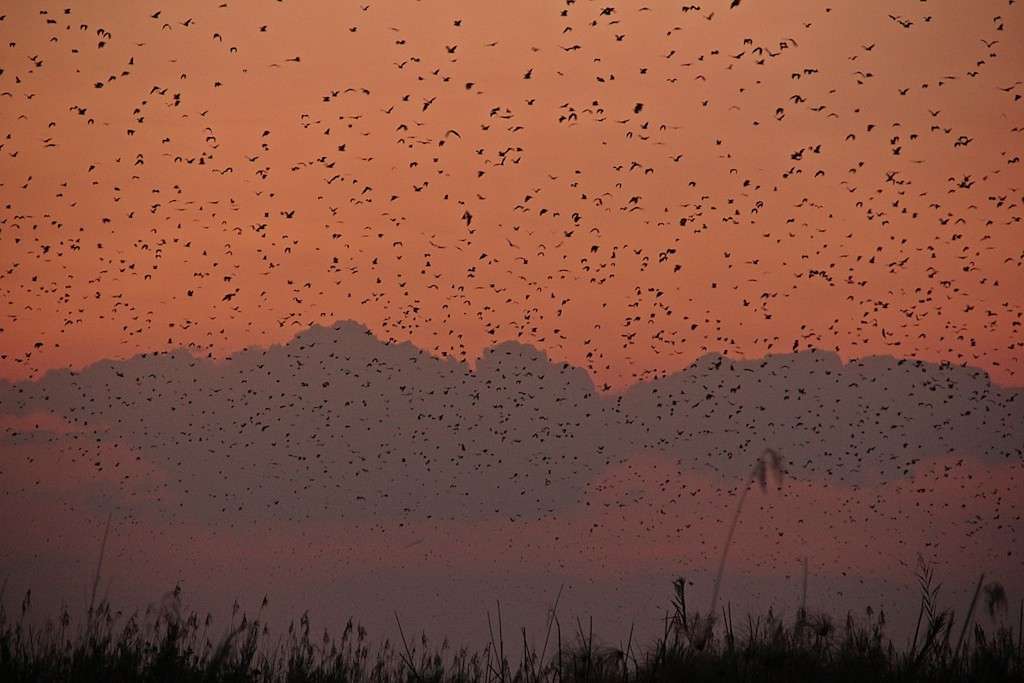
3,3 -> 1024,650
2,1 -> 1022,389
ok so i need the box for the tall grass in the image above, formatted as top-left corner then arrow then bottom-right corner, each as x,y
1,561 -> 1019,682
705,448 -> 786,646
3,450 -> 1016,681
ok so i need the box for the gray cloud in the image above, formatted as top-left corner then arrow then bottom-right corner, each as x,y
2,321 -> 1021,524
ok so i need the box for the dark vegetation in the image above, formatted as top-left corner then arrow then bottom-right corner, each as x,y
2,457 -> 1020,681
1,558 -> 1020,683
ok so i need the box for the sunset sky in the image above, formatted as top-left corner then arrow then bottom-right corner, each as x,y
1,0 -> 1022,650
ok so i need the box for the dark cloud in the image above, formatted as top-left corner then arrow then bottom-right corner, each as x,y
2,322 -> 1020,525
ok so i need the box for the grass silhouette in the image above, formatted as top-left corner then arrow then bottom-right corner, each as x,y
703,448 -> 786,649
3,450 -> 1019,681
1,559 -> 1020,682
